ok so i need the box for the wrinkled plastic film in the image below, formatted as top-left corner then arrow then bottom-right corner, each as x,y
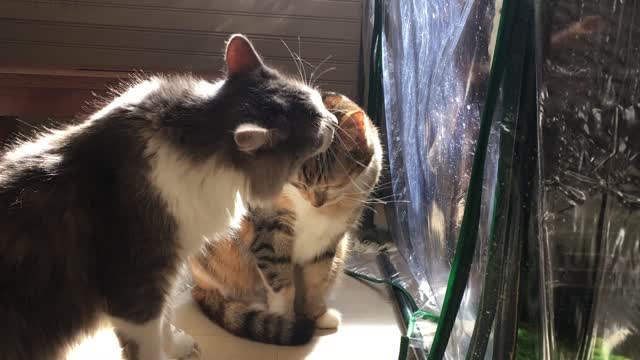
380,0 -> 502,358
533,1 -> 640,359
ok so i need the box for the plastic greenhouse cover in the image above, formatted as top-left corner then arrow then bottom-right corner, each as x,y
531,1 -> 640,359
381,0 -> 502,358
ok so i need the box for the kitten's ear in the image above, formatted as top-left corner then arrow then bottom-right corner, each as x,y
340,110 -> 368,150
322,92 -> 344,108
234,124 -> 270,153
225,34 -> 264,76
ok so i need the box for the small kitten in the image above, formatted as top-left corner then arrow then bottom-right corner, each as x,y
190,92 -> 383,345
0,34 -> 336,360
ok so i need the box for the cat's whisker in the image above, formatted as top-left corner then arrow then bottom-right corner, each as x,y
330,155 -> 374,203
297,56 -> 316,69
345,173 -> 370,196
344,196 -> 410,206
328,108 -> 352,115
286,52 -> 315,74
290,52 -> 315,86
333,123 -> 359,150
309,54 -> 333,87
341,188 -> 391,196
340,197 -> 377,212
297,36 -> 309,85
12,118 -> 43,132
332,125 -> 358,157
368,193 -> 407,201
340,183 -> 387,194
370,184 -> 394,192
342,195 -> 375,202
374,200 -> 411,204
281,39 -> 305,84
307,54 -> 329,86
332,129 -> 369,169
343,198 -> 378,213
371,195 -> 402,202
366,182 -> 386,190
310,67 -> 336,87
331,148 -> 351,174
372,180 -> 394,186
293,54 -> 309,85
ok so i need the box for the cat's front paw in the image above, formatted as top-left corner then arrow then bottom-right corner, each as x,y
315,308 -> 342,329
167,327 -> 201,360
267,288 -> 295,317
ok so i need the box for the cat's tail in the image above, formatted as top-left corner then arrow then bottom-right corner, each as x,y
191,285 -> 315,346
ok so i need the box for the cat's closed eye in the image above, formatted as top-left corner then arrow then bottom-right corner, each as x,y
292,182 -> 307,190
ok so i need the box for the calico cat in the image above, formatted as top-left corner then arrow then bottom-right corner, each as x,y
0,34 -> 336,360
190,92 -> 383,345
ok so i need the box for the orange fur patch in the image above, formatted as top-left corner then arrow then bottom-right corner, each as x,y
237,218 -> 255,247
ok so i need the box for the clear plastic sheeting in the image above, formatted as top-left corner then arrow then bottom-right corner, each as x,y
533,1 -> 640,359
381,0 -> 501,358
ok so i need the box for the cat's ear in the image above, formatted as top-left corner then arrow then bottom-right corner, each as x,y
322,92 -> 343,108
340,110 -> 368,150
225,34 -> 264,76
234,124 -> 270,153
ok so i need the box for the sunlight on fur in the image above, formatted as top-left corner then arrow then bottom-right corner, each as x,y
66,328 -> 122,360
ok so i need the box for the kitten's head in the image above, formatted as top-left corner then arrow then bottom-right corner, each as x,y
159,34 -> 337,202
291,92 -> 381,208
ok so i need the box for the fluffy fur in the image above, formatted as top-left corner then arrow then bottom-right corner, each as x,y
0,34 -> 336,360
190,92 -> 383,345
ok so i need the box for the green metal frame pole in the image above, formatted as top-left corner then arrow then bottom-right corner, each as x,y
427,0 -> 517,358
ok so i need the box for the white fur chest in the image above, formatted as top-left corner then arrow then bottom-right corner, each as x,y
148,143 -> 248,260
286,186 -> 349,263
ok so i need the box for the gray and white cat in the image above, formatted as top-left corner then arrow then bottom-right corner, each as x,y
0,34 -> 336,360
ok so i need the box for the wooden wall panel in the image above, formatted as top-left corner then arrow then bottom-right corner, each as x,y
0,0 -> 363,118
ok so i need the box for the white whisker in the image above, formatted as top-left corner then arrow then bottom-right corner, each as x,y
311,67 -> 336,87
297,36 -> 309,85
309,54 -> 334,86
281,39 -> 305,84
